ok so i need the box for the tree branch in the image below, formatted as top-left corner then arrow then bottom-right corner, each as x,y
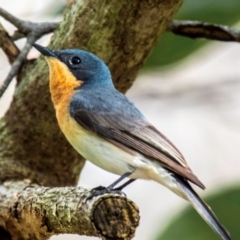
0,34 -> 36,98
0,180 -> 139,240
168,20 -> 240,42
0,7 -> 59,36
11,31 -> 25,41
0,7 -> 59,98
0,22 -> 19,63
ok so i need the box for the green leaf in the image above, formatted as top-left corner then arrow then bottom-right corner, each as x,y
155,186 -> 240,240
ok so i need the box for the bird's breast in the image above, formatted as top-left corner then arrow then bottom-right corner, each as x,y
55,107 -> 138,175
57,110 -> 88,148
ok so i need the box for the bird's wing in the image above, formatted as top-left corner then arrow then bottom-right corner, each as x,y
70,90 -> 205,189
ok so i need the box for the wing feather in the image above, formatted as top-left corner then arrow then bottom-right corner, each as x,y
70,89 -> 205,189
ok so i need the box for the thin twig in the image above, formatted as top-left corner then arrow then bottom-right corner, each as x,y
11,31 -> 26,41
0,7 -> 60,98
0,34 -> 36,98
0,22 -> 19,63
0,7 -> 59,35
167,20 -> 240,42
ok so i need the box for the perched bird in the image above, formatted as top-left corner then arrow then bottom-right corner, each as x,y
33,43 -> 231,240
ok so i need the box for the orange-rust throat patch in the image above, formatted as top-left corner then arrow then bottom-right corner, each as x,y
46,57 -> 83,107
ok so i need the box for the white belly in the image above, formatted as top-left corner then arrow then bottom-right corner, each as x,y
61,117 -> 136,176
71,131 -> 137,176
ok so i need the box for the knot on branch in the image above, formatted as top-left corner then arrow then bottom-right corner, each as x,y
92,196 -> 140,240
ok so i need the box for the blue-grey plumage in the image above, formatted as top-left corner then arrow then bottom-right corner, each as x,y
33,43 -> 231,240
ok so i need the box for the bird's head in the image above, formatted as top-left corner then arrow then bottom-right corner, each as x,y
33,43 -> 112,88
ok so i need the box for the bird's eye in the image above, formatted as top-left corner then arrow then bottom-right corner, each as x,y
69,56 -> 81,65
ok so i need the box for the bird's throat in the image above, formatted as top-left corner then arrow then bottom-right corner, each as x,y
46,57 -> 83,107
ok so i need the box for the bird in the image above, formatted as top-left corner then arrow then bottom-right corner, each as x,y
33,43 -> 231,240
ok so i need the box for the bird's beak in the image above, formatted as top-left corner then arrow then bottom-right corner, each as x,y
32,43 -> 57,58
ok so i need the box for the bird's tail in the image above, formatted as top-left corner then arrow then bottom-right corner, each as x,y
176,176 -> 231,240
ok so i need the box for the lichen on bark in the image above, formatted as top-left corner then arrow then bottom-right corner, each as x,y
0,180 -> 139,239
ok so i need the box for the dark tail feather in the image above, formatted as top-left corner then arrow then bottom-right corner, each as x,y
176,176 -> 232,240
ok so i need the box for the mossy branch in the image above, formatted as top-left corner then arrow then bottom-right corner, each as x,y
0,180 -> 139,240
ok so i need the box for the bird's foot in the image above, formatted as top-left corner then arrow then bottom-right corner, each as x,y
87,185 -> 126,201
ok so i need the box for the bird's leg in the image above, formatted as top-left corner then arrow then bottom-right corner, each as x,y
87,171 -> 134,200
106,171 -> 133,190
114,179 -> 136,191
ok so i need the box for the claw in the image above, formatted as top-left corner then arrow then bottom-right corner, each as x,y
86,186 -> 126,201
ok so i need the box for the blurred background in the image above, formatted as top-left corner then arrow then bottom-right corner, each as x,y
0,0 -> 240,239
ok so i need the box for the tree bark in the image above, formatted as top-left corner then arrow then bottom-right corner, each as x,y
0,22 -> 19,64
0,180 -> 139,240
0,0 -> 183,238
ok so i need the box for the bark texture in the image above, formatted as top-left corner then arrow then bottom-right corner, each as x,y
0,0 -> 183,238
0,181 -> 139,240
0,22 -> 19,64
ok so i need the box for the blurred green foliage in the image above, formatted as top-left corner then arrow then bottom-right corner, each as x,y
155,186 -> 240,240
144,0 -> 240,69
